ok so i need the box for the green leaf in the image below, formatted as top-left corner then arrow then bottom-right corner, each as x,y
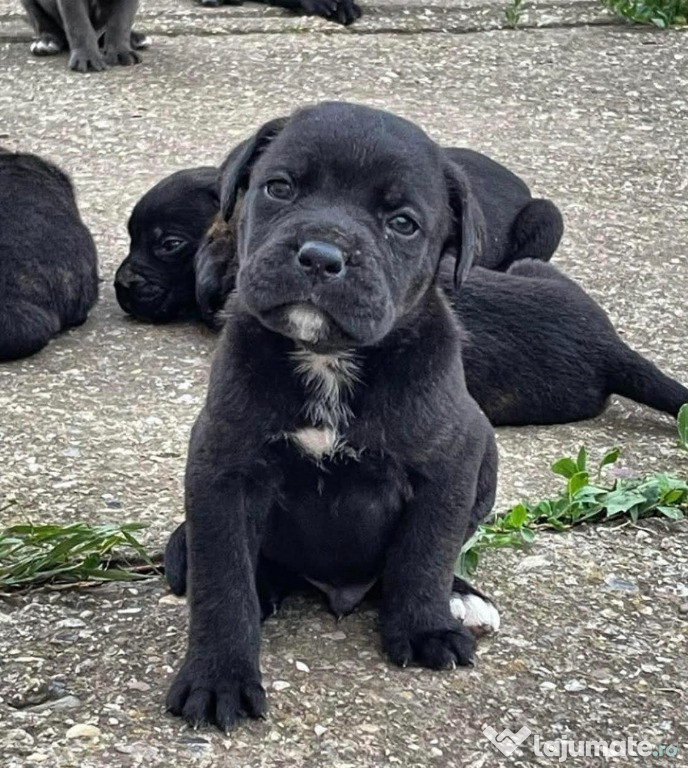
552,457 -> 579,479
657,506 -> 685,520
678,404 -> 688,450
599,447 -> 621,471
576,446 -> 588,472
568,472 -> 590,497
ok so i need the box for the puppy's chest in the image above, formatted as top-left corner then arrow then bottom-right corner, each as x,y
277,349 -> 365,463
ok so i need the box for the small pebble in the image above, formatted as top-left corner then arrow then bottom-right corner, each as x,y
295,661 -> 310,673
66,724 -> 101,740
272,680 -> 291,691
314,724 -> 327,737
564,679 -> 587,692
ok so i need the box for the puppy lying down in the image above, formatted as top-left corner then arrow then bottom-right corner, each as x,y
115,164 -> 686,427
0,148 -> 98,361
114,147 -> 562,326
165,102 -> 499,730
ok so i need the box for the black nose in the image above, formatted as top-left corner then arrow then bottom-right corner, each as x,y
297,241 -> 345,279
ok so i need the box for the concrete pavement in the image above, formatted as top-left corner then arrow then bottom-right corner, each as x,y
0,2 -> 687,766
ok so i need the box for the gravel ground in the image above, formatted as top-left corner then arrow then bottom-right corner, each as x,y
0,2 -> 687,766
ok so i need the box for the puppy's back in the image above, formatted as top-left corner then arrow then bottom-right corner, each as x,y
448,260 -> 687,424
0,150 -> 98,360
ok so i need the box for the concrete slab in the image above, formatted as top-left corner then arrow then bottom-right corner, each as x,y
0,6 -> 687,767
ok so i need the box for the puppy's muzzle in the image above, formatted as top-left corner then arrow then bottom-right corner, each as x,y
297,241 -> 345,281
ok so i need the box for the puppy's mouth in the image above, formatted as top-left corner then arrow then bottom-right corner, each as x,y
258,302 -> 354,350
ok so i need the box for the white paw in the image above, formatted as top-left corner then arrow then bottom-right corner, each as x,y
31,39 -> 61,56
450,591 -> 500,636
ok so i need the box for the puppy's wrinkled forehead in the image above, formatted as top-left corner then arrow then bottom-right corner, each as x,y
255,103 -> 445,204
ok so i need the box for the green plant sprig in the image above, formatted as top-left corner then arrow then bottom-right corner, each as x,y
457,444 -> 687,577
602,0 -> 687,27
0,522 -> 159,591
678,404 -> 688,451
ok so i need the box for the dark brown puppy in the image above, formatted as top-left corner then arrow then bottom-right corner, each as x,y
0,148 -> 98,361
22,0 -> 145,72
197,0 -> 362,25
165,102 -> 498,731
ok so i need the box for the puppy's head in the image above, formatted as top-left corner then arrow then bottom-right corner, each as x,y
115,167 -> 219,323
220,102 -> 483,351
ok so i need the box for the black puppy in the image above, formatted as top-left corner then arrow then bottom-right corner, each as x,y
454,260 -> 688,425
22,0 -> 145,72
114,167 -> 220,323
197,0 -> 362,26
116,149 -> 561,325
0,148 -> 98,361
165,102 -> 499,730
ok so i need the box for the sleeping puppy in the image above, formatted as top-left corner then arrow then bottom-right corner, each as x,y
165,102 -> 499,730
114,167 -> 219,323
454,261 -> 688,425
115,148 -> 561,325
22,0 -> 144,72
0,148 -> 98,361
197,0 -> 362,26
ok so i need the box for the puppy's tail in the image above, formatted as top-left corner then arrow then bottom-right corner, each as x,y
502,198 -> 564,270
164,522 -> 188,596
608,346 -> 688,418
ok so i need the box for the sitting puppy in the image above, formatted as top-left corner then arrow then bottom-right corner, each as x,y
165,102 -> 499,730
22,0 -> 145,72
197,0 -> 362,26
115,148 -> 562,324
0,148 -> 98,361
114,167 -> 220,323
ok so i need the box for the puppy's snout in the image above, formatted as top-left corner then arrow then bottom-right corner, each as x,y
297,241 -> 345,280
115,262 -> 146,291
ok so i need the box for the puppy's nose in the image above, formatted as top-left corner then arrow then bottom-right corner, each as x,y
297,241 -> 345,279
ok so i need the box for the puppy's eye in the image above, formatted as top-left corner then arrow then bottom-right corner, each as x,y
154,236 -> 187,260
387,214 -> 419,237
264,179 -> 294,201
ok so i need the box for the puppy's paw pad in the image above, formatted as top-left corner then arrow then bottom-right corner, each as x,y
104,48 -> 142,67
31,39 -> 61,56
450,592 -> 500,636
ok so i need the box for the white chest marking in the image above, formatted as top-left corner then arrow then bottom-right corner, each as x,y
286,348 -> 361,461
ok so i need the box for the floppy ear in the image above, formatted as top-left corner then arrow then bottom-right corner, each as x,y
443,160 -> 485,287
219,116 -> 289,221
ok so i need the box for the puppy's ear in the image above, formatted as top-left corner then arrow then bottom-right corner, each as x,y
443,161 -> 485,287
219,117 -> 289,221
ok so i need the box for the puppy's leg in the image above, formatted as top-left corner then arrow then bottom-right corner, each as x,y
380,429 -> 497,670
164,521 -> 297,619
505,198 -> 564,269
0,303 -> 60,362
56,0 -> 106,72
166,427 -> 274,730
266,0 -> 361,25
21,0 -> 67,56
102,0 -> 141,66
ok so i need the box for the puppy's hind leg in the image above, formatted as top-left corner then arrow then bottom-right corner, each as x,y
504,198 -> 564,269
21,0 -> 67,56
0,303 -> 60,362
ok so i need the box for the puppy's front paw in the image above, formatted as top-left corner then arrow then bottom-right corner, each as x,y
103,46 -> 142,67
166,655 -> 266,731
335,0 -> 362,24
383,619 -> 476,670
68,47 -> 107,73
